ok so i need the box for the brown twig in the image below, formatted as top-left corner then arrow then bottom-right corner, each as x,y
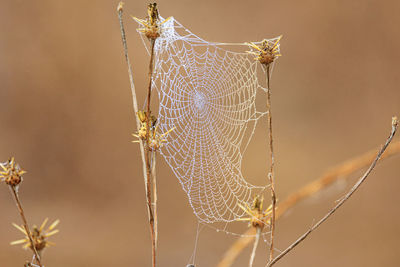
9,186 -> 42,267
144,149 -> 156,267
144,34 -> 157,267
151,150 -> 158,250
267,117 -> 398,267
265,64 -> 276,263
117,3 -> 156,267
217,139 -> 400,267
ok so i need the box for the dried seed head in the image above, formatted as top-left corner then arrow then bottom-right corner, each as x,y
132,3 -> 172,41
237,195 -> 273,229
247,36 -> 282,66
147,3 -> 159,26
0,157 -> 26,187
11,218 -> 60,253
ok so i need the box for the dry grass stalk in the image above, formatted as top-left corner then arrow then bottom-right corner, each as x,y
10,188 -> 43,266
265,57 -> 277,264
237,196 -> 273,267
267,117 -> 398,266
249,227 -> 262,267
265,76 -> 277,264
151,150 -> 158,250
247,38 -> 282,263
117,3 -> 163,266
1,158 -> 43,266
248,38 -> 282,264
218,138 -> 400,267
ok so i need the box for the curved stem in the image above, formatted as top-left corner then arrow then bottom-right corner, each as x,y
267,118 -> 398,267
217,139 -> 400,267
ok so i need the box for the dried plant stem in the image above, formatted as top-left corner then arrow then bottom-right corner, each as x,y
151,151 -> 158,250
217,139 -> 400,267
117,3 -> 156,267
144,37 -> 157,267
9,186 -> 42,267
267,118 -> 398,267
117,3 -> 147,183
249,227 -> 262,267
275,140 -> 400,215
146,39 -> 156,117
144,150 -> 156,267
265,65 -> 276,263
117,2 -> 140,126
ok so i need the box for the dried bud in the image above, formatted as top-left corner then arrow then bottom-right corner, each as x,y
0,157 -> 26,187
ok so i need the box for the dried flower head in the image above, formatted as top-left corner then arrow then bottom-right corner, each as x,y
0,157 -> 26,187
148,125 -> 175,151
247,36 -> 282,66
11,218 -> 60,252
132,111 -> 175,151
132,3 -> 171,41
237,195 -> 273,229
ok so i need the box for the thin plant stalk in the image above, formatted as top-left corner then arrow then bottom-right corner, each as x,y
151,150 -> 158,249
267,117 -> 398,267
249,227 -> 262,267
144,149 -> 156,267
144,37 -> 157,267
117,3 -> 156,267
217,139 -> 400,267
265,64 -> 277,263
9,186 -> 42,267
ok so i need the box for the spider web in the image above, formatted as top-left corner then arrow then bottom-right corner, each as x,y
136,17 -> 280,225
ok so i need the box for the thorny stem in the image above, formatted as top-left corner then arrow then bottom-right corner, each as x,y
9,186 -> 42,267
217,139 -> 400,267
265,65 -> 276,263
266,117 -> 399,267
117,3 -> 156,267
249,227 -> 262,267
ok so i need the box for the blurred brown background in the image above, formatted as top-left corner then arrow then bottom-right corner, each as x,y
0,0 -> 399,266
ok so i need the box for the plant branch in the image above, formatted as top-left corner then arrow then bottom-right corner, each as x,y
267,117 -> 398,267
117,3 -> 156,267
10,186 -> 42,267
144,33 -> 157,267
265,64 -> 276,263
151,151 -> 158,250
217,138 -> 400,267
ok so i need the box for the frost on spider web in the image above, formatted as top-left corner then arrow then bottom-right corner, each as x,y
136,17 -> 281,225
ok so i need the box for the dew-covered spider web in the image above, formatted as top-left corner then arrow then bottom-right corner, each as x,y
136,17 -> 281,227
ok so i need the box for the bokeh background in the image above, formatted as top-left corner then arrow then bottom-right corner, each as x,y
0,0 -> 399,266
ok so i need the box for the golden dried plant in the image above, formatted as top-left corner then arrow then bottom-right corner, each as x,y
0,157 -> 26,187
11,218 -> 60,253
247,36 -> 282,66
132,3 -> 171,41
